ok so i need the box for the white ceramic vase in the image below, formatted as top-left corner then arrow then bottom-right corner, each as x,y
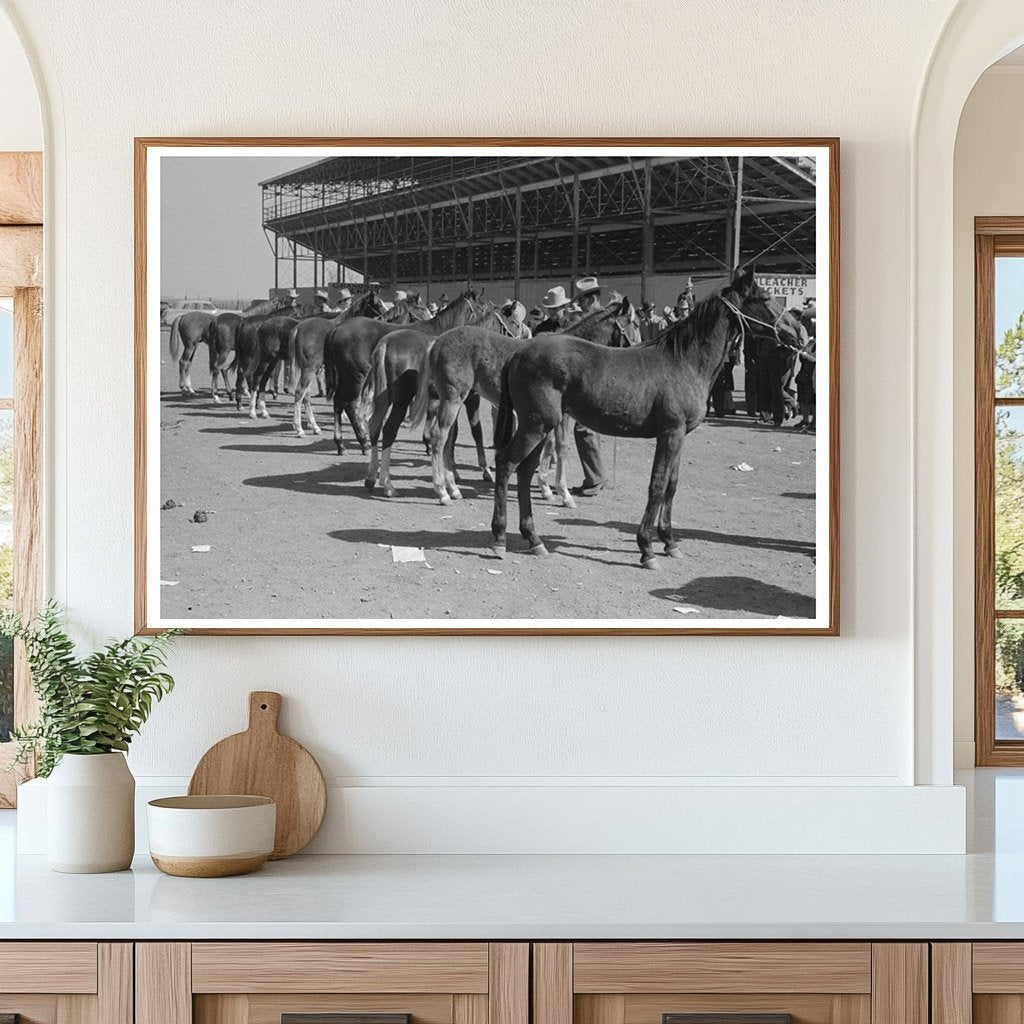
46,752 -> 135,873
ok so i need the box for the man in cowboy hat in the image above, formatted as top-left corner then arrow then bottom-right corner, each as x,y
638,299 -> 666,342
394,289 -> 408,304
567,276 -> 607,496
313,289 -> 335,315
427,301 -> 439,316
335,287 -> 353,314
673,277 -> 696,320
533,285 -> 573,335
574,275 -> 602,315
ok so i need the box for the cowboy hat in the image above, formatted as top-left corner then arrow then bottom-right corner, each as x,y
542,286 -> 570,310
574,276 -> 601,297
337,288 -> 352,300
506,300 -> 527,323
314,290 -> 329,301
394,289 -> 408,301
288,288 -> 299,298
428,302 -> 439,314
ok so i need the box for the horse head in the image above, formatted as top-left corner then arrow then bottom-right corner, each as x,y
609,296 -> 642,347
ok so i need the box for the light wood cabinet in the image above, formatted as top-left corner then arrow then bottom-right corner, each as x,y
931,943 -> 1024,1024
532,943 -> 927,1024
136,944 -> 528,1024
0,943 -> 131,1024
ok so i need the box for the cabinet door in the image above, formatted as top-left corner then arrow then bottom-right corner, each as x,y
137,943 -> 528,1024
533,944 -> 927,1024
943,943 -> 1024,1024
0,943 -> 131,1024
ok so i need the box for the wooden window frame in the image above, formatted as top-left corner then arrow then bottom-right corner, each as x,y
0,151 -> 43,806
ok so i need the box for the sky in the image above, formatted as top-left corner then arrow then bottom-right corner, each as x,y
0,309 -> 13,397
996,256 -> 1024,339
160,156 -> 311,301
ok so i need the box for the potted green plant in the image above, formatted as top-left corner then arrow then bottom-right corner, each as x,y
2,603 -> 178,873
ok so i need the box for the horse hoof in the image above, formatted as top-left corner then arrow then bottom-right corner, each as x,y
528,543 -> 549,556
449,488 -> 463,501
665,545 -> 683,559
212,396 -> 221,405
483,467 -> 495,483
539,487 -> 554,501
561,495 -> 578,509
438,493 -> 452,506
295,430 -> 305,438
489,543 -> 506,559
363,478 -> 375,492
640,557 -> 658,571
312,426 -> 322,435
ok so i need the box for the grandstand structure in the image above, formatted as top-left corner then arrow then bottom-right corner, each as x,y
260,154 -> 818,307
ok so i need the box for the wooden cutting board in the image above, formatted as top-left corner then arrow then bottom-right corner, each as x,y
188,691 -> 326,859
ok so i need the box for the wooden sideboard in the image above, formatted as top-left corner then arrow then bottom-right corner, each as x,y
3,940 -> 1020,1024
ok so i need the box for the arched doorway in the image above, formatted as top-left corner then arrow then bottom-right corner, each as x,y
913,1 -> 1024,785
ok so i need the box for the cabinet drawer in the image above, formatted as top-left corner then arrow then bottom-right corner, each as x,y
191,943 -> 491,994
572,944 -> 872,994
533,944 -> 925,1024
140,943 -> 529,1024
0,942 -> 99,993
0,943 -> 130,1024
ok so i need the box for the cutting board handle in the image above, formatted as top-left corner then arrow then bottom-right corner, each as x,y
248,691 -> 282,734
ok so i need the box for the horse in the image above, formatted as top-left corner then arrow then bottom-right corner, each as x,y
407,297 -> 641,506
234,315 -> 300,418
489,268 -> 777,569
289,290 -> 386,437
205,311 -> 242,403
358,301 -> 534,497
323,291 -> 480,458
168,310 -> 215,395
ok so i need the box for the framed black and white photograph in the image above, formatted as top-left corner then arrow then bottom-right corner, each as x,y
135,138 -> 839,635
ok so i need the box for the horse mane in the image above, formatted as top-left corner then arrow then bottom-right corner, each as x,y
649,295 -> 729,357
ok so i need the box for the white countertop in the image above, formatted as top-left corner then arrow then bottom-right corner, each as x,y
0,849 -> 1022,940
1,769 -> 1021,941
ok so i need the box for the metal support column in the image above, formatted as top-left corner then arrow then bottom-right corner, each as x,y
571,173 -> 580,287
362,217 -> 369,286
274,234 -> 279,291
513,186 -> 522,300
426,205 -> 433,300
732,155 -> 744,269
391,209 -> 399,290
292,241 -> 297,290
641,157 -> 653,303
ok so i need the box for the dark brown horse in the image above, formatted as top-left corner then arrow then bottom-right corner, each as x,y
490,268 -> 776,568
205,311 -> 242,403
407,298 -> 641,505
289,290 -> 386,436
234,315 -> 300,418
168,310 -> 215,395
323,292 -> 480,457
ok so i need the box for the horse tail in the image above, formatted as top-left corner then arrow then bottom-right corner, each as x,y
360,336 -> 389,416
406,341 -> 436,431
493,360 -> 515,451
169,316 -> 183,362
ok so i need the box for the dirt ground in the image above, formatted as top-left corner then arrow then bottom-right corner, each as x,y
157,329 -> 818,623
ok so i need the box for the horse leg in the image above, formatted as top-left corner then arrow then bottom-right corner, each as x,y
516,439 -> 549,555
491,427 -> 547,557
293,369 -> 314,436
464,391 -> 493,482
316,365 -> 326,398
254,361 -> 275,419
537,432 -> 556,501
209,346 -> 221,403
305,389 -> 322,434
363,382 -> 393,491
554,413 -> 577,508
637,430 -> 684,569
658,450 -> 684,558
345,400 -> 371,456
181,340 -> 198,394
427,400 -> 461,504
377,389 -> 411,498
333,394 -> 345,456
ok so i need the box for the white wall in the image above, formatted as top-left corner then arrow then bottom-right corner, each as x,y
0,7 -> 39,152
952,66 -> 1024,767
0,0 -> 976,852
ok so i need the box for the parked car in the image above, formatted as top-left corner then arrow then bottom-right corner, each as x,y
161,299 -> 218,325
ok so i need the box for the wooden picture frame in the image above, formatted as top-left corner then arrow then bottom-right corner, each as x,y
975,216 -> 1024,765
0,151 -> 44,806
135,137 -> 839,636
